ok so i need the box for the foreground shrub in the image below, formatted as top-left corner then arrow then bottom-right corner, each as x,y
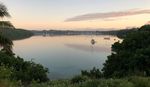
0,52 -> 49,83
129,76 -> 150,87
0,65 -> 13,79
103,25 -> 150,78
71,75 -> 88,84
0,79 -> 22,87
81,67 -> 103,79
0,76 -> 150,87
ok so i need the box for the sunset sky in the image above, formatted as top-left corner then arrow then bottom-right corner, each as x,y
1,0 -> 150,30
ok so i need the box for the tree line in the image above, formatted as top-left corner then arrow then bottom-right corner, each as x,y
79,25 -> 150,80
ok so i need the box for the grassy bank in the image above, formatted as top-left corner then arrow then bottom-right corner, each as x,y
0,76 -> 150,87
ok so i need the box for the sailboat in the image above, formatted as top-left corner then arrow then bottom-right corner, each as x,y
104,37 -> 110,40
91,39 -> 96,45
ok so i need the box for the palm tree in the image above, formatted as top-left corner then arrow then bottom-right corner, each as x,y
0,3 -> 14,29
0,3 -> 13,55
0,3 -> 10,18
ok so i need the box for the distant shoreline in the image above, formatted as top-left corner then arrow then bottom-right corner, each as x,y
31,30 -> 119,36
30,29 -> 135,38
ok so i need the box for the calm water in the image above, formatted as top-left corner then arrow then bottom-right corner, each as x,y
13,35 -> 120,79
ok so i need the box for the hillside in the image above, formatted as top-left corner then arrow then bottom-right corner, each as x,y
0,28 -> 33,40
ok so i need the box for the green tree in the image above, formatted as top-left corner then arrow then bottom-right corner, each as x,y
103,25 -> 150,78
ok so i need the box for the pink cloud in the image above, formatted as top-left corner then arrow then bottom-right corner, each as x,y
65,9 -> 150,22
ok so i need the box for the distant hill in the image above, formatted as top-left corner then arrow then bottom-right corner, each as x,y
31,28 -> 137,38
0,28 -> 33,40
0,27 -> 136,40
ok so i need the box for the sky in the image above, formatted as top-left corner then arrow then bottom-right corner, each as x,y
1,0 -> 150,30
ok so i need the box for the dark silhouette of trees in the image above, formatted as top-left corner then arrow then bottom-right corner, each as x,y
102,25 -> 150,78
0,52 -> 49,83
81,67 -> 102,79
0,35 -> 13,55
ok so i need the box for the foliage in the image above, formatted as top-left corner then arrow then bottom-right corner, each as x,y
102,24 -> 150,78
128,77 -> 150,87
71,75 -> 88,84
116,28 -> 138,38
0,35 -> 13,55
0,79 -> 22,87
81,67 -> 103,79
0,65 -> 13,79
0,52 -> 49,83
1,76 -> 149,87
0,21 -> 15,28
0,28 -> 33,40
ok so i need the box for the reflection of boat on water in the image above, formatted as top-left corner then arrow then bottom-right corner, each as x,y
91,39 -> 96,45
104,37 -> 110,40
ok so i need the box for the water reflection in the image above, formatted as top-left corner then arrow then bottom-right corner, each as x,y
65,43 -> 109,53
13,35 -> 121,79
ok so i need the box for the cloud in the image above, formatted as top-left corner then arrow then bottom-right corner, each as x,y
65,9 -> 150,22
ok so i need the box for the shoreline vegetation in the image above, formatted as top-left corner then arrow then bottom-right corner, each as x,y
0,28 -> 33,40
31,28 -> 135,38
0,2 -> 150,87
